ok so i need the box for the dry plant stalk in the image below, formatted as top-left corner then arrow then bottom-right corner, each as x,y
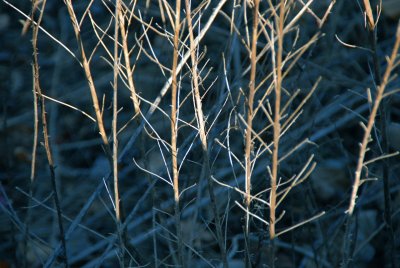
119,0 -> 227,161
343,11 -> 400,268
268,2 -> 286,266
347,23 -> 400,216
113,0 -> 121,228
10,0 -> 400,266
64,0 -> 112,162
171,0 -> 184,266
119,3 -> 141,116
363,0 -> 375,30
64,0 -> 129,264
31,0 -> 68,266
231,2 -> 328,266
244,0 -> 259,266
360,2 -> 397,267
24,0 -> 40,265
112,1 -> 125,266
184,1 -> 228,267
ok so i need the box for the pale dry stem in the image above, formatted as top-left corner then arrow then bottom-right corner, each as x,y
64,0 -> 112,163
171,1 -> 184,266
244,0 -> 259,266
184,1 -> 228,267
347,22 -> 400,216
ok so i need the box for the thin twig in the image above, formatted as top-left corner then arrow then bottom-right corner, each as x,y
31,0 -> 68,266
112,1 -> 125,266
275,211 -> 326,237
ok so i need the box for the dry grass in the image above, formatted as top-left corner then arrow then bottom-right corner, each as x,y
1,0 -> 400,267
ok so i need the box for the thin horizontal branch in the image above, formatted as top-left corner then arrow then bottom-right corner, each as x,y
276,211 -> 325,237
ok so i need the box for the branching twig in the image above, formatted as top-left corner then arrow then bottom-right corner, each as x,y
347,22 -> 400,216
184,1 -> 228,266
64,0 -> 112,163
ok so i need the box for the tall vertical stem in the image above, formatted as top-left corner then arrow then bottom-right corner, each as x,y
184,1 -> 228,266
31,0 -> 68,266
171,0 -> 184,266
244,0 -> 259,266
113,1 -> 124,266
270,1 -> 285,267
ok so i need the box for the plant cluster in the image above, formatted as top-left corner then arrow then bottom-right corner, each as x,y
1,0 -> 400,267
